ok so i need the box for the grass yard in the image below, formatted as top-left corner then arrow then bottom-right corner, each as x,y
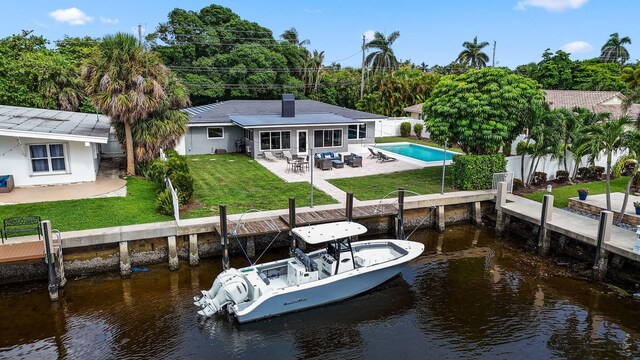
183,154 -> 337,218
523,177 -> 630,208
0,178 -> 170,232
375,136 -> 464,153
328,166 -> 454,201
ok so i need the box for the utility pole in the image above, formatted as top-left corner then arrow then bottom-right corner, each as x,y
138,24 -> 143,47
492,41 -> 496,67
360,34 -> 366,99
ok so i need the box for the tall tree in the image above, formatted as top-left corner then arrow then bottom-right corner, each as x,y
280,27 -> 310,47
577,115 -> 631,211
600,32 -> 632,67
456,36 -> 490,69
616,130 -> 640,224
82,32 -> 169,175
365,31 -> 401,74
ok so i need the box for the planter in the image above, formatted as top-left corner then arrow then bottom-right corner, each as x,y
635,207 -> 640,215
0,175 -> 14,193
578,193 -> 587,201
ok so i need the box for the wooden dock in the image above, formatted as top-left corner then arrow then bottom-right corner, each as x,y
279,204 -> 398,227
0,241 -> 45,263
214,218 -> 289,237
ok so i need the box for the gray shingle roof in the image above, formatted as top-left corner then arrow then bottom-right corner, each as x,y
0,105 -> 111,141
230,113 -> 357,127
184,99 -> 385,125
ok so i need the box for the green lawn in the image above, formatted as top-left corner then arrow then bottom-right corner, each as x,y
0,178 -> 170,232
328,166 -> 453,201
523,177 -> 630,208
182,154 -> 337,218
375,136 -> 464,153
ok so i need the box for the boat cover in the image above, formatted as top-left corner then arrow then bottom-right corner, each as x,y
291,221 -> 368,244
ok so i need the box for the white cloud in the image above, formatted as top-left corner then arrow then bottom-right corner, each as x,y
561,40 -> 593,53
363,30 -> 375,42
304,9 -> 322,14
49,7 -> 93,25
515,0 -> 587,11
100,17 -> 119,25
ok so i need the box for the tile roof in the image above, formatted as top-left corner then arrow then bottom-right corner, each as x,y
543,90 -> 621,110
184,99 -> 385,125
0,105 -> 110,142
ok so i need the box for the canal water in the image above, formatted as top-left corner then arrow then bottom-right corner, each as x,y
1,225 -> 639,359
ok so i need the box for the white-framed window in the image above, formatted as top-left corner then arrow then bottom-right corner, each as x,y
348,124 -> 367,140
314,129 -> 343,148
207,127 -> 224,139
259,131 -> 291,151
29,143 -> 68,174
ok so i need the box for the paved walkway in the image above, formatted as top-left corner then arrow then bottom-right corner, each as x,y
257,146 -> 422,204
0,177 -> 126,205
502,194 -> 640,261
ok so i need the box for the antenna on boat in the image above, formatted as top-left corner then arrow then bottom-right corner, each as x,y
396,188 -> 405,240
219,204 -> 230,270
289,197 -> 297,255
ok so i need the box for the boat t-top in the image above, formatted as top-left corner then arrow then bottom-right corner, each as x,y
194,221 -> 424,323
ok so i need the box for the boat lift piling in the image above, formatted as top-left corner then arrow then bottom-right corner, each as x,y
219,204 -> 230,271
396,188 -> 405,240
346,192 -> 354,222
41,220 -> 58,301
289,197 -> 297,254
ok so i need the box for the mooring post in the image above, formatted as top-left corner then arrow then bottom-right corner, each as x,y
473,201 -> 483,225
495,181 -> 507,235
220,204 -> 230,271
593,210 -> 613,281
346,192 -> 354,222
289,197 -> 297,254
119,241 -> 132,278
396,188 -> 405,240
537,194 -> 554,255
437,206 -> 446,232
41,220 -> 58,302
168,236 -> 179,271
188,234 -> 199,266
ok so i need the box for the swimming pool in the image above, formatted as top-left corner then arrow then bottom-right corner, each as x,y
376,143 -> 456,163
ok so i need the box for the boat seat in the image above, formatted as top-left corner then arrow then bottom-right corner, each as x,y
293,248 -> 318,272
258,271 -> 270,285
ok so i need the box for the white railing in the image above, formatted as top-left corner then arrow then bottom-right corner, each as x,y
165,177 -> 180,224
492,172 -> 514,194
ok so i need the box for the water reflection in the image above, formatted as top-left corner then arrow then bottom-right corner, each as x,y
0,225 -> 639,359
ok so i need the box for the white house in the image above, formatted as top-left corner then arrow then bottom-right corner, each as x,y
0,105 -> 111,187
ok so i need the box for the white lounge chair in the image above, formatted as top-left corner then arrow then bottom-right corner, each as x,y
264,151 -> 278,161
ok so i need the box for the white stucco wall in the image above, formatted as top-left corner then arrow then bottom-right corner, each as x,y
0,135 -> 98,187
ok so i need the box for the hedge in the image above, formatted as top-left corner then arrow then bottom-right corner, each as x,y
450,154 -> 507,190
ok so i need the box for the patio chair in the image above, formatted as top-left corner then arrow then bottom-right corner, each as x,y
377,152 -> 397,162
301,155 -> 310,171
283,150 -> 294,160
264,151 -> 278,162
367,147 -> 381,159
345,153 -> 363,168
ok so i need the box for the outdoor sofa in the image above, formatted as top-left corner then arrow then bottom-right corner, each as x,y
315,152 -> 342,170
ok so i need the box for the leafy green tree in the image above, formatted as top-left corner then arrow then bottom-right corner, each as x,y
365,31 -> 401,74
83,32 -> 172,175
600,32 -> 632,67
456,36 -> 490,69
577,115 -> 631,210
572,60 -> 626,91
310,67 -> 360,108
523,106 -> 565,185
535,49 -> 574,89
568,108 -> 608,180
424,68 -> 543,154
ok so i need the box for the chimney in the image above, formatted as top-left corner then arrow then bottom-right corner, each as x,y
281,94 -> 295,117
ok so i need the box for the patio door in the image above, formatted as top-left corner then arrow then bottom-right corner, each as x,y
297,130 -> 307,154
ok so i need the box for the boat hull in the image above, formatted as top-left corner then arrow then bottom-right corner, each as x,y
233,262 -> 406,323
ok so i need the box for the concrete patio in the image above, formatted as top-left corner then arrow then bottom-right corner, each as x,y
568,192 -> 640,227
257,145 -> 424,204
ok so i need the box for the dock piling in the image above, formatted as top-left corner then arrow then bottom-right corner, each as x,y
41,220 -> 58,301
593,210 -> 613,280
473,201 -> 483,225
220,204 -> 230,270
119,241 -> 131,278
168,236 -> 178,271
396,188 -> 405,239
346,192 -> 354,222
189,234 -> 199,266
495,182 -> 508,234
437,206 -> 446,232
289,197 -> 297,254
537,194 -> 554,255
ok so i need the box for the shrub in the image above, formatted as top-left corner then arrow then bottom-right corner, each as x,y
578,188 -> 589,195
577,166 -> 605,180
170,171 -> 194,205
612,155 -> 636,178
400,122 -> 411,137
531,171 -> 547,185
146,151 -> 195,208
450,154 -> 507,190
156,188 -> 174,216
513,178 -> 524,191
413,123 -> 424,139
634,201 -> 640,208
555,170 -> 569,183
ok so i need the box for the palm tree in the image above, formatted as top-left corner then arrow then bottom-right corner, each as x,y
616,130 -> 640,224
82,32 -> 169,175
600,32 -> 632,67
577,115 -> 631,211
365,31 -> 401,74
569,108 -> 608,180
280,27 -> 310,47
456,37 -> 490,69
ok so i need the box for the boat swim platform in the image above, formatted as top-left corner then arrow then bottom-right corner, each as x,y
500,194 -> 640,262
0,241 -> 45,263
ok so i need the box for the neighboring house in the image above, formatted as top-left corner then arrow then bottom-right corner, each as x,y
178,95 -> 385,158
543,90 -> 640,119
403,103 -> 424,120
0,105 -> 110,187
404,90 -> 640,120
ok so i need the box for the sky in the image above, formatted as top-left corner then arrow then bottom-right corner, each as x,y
0,0 -> 638,69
